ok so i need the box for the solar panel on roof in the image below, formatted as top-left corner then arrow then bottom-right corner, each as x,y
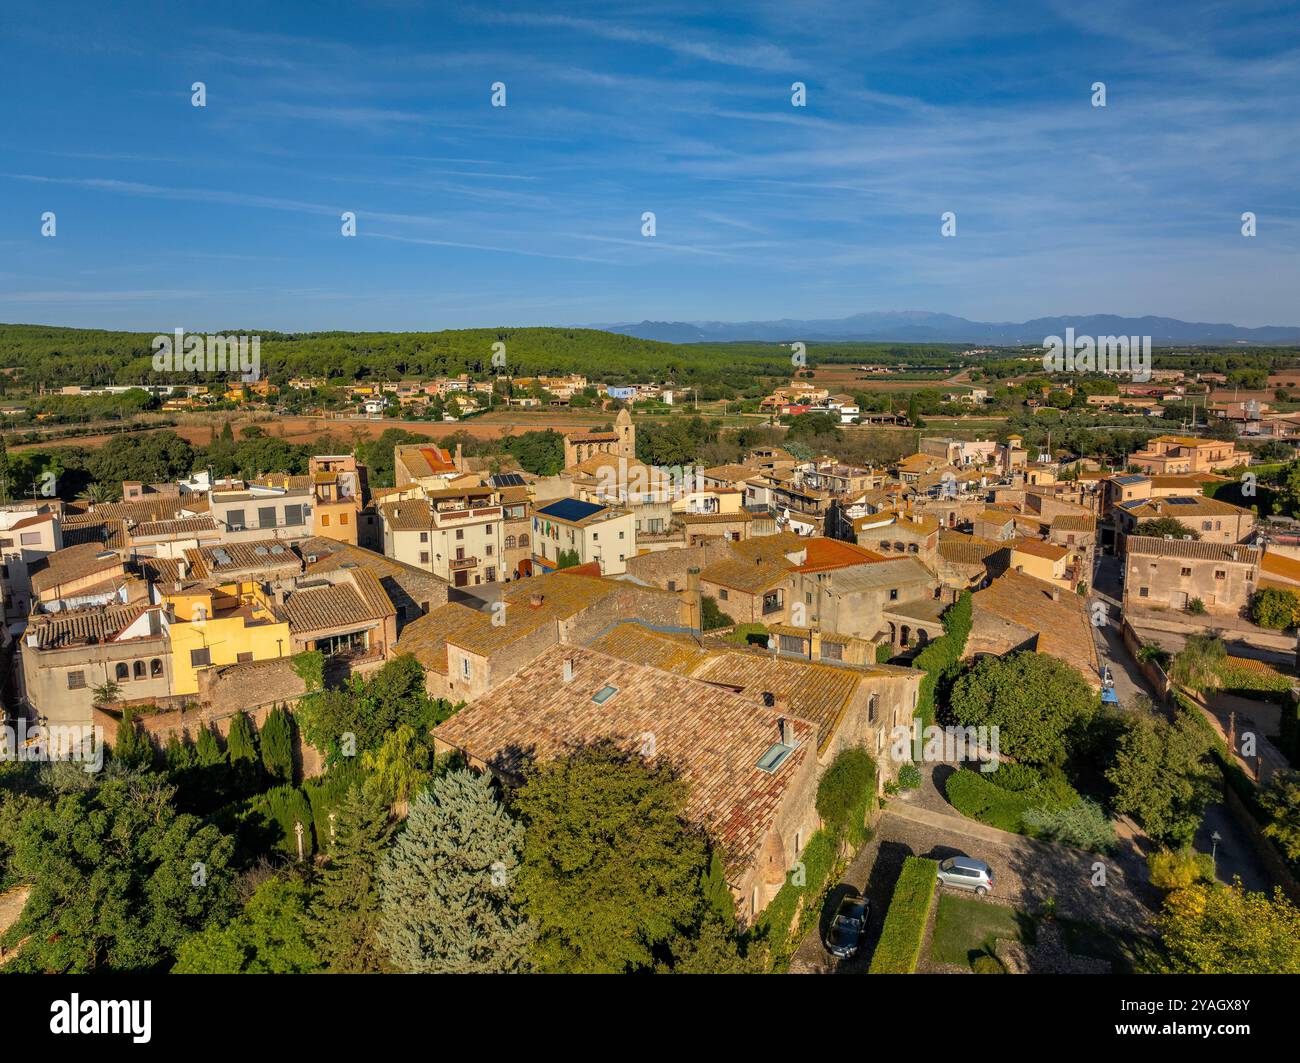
538,498 -> 604,522
1167,497 -> 1196,505
490,473 -> 525,488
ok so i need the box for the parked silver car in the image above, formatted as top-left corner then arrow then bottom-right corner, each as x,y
936,856 -> 995,895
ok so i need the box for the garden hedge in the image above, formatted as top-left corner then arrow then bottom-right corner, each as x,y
868,856 -> 938,973
912,591 -> 972,728
944,769 -> 1037,834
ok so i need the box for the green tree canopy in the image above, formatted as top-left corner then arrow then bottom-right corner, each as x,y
1133,515 -> 1199,540
1106,709 -> 1216,846
948,651 -> 1096,767
6,774 -> 236,972
310,782 -> 395,973
1158,882 -> 1300,973
515,745 -> 705,973
379,769 -> 531,973
173,875 -> 320,974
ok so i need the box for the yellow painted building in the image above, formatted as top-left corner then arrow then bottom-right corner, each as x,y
165,583 -> 291,695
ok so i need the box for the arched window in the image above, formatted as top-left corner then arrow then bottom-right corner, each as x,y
133,660 -> 146,680
908,543 -> 919,553
518,533 -> 529,548
879,540 -> 891,551
115,662 -> 129,681
150,658 -> 163,677
505,535 -> 517,550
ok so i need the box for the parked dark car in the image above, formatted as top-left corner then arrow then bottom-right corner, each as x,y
825,895 -> 870,958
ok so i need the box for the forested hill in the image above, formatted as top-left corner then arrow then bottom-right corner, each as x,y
0,323 -> 961,391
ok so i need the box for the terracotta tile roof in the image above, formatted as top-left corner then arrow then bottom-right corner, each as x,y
728,531 -> 806,563
587,623 -> 711,673
812,556 -> 932,594
679,510 -> 753,524
130,516 -> 218,538
974,509 -> 1017,527
29,543 -> 125,594
432,647 -> 815,875
1050,515 -> 1096,532
1008,537 -> 1071,562
297,535 -> 446,584
1125,536 -> 1260,563
137,557 -> 184,585
689,652 -> 859,755
184,540 -> 302,579
1120,495 -> 1250,519
792,537 -> 886,571
254,473 -> 312,490
971,571 -> 1099,681
938,532 -> 1005,566
699,556 -> 790,595
866,510 -> 942,536
26,603 -> 153,649
702,463 -> 758,483
279,569 -> 395,633
7,512 -> 55,531
592,623 -> 916,756
60,519 -> 127,550
80,499 -> 187,524
380,498 -> 433,531
394,568 -> 634,665
396,444 -> 457,478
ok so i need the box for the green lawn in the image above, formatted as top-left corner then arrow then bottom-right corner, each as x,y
929,894 -> 1032,969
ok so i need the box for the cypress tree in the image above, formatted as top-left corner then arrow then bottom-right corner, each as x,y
378,770 -> 532,973
111,707 -> 154,771
194,725 -> 225,767
260,706 -> 294,784
700,848 -> 736,930
226,713 -> 258,764
309,782 -> 394,972
164,733 -> 196,773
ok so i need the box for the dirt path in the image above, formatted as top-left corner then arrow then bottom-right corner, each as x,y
0,885 -> 31,967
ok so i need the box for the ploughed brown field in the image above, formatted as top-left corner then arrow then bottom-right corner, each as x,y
11,410 -> 637,451
808,364 -> 963,391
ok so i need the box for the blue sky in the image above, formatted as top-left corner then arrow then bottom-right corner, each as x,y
2,1 -> 1298,332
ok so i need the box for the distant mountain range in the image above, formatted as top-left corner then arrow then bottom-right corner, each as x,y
591,311 -> 1300,345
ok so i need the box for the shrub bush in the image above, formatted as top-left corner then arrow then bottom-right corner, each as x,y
1021,798 -> 1116,852
1148,846 -> 1216,890
302,759 -> 368,852
971,953 -> 1006,974
896,763 -> 922,790
868,856 -> 938,973
912,591 -> 972,728
985,761 -> 1042,793
816,747 -> 877,844
944,769 -> 1038,834
249,784 -> 315,859
726,623 -> 768,647
1250,587 -> 1300,630
700,595 -> 733,631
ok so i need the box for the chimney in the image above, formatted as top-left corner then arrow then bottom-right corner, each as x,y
779,716 -> 796,746
1050,586 -> 1060,601
682,566 -> 702,632
529,592 -> 545,609
562,657 -> 575,683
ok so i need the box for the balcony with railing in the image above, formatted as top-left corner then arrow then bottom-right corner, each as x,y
448,556 -> 478,572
